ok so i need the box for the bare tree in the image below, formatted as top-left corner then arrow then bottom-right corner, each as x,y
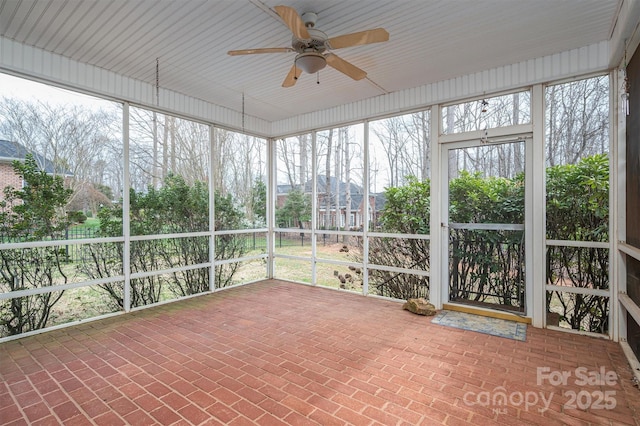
319,129 -> 333,228
277,137 -> 299,189
409,111 -> 431,180
372,117 -> 407,187
546,76 -> 609,166
372,113 -> 430,190
221,132 -> 265,218
343,128 -> 352,229
0,97 -> 121,213
334,130 -> 342,228
298,134 -> 310,190
172,119 -> 209,185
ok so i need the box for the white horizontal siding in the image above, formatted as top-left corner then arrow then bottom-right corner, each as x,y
0,36 -> 272,137
1,36 -> 611,139
271,41 -> 610,137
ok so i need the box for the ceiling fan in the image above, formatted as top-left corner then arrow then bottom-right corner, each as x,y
228,5 -> 389,87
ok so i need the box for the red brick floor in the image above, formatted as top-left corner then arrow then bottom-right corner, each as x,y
1,280 -> 639,425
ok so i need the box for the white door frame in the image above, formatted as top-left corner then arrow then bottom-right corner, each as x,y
439,131 -> 534,319
429,87 -> 545,327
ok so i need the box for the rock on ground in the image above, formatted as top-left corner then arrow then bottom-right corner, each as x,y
402,298 -> 436,316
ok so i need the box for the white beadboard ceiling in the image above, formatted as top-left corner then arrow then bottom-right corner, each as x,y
0,0 -> 624,123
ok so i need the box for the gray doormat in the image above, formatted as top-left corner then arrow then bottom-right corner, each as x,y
431,310 -> 527,341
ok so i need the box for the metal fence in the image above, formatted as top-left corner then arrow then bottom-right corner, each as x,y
2,228 -> 352,263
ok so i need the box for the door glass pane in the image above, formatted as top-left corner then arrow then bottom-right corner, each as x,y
448,141 -> 525,311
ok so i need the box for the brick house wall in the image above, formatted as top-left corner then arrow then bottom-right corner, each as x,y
0,161 -> 22,201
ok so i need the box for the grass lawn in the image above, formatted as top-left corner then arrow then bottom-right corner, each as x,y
49,285 -> 120,327
9,237 -> 364,336
72,217 -> 100,229
272,242 -> 363,292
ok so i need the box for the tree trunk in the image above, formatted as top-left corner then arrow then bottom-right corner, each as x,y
162,115 -> 169,180
334,132 -> 342,229
324,129 -> 333,229
343,128 -> 352,230
420,111 -> 430,180
152,111 -> 159,188
170,116 -> 176,174
299,134 -> 307,190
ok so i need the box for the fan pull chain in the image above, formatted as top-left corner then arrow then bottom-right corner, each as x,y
317,72 -> 320,84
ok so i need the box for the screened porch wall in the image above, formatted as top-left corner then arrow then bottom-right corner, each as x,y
625,41 -> 640,360
0,31 -> 629,344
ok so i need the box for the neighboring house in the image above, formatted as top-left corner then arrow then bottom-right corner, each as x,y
276,174 -> 386,229
0,139 -> 64,201
0,140 -> 108,216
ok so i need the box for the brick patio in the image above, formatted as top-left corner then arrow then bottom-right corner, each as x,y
1,280 -> 639,425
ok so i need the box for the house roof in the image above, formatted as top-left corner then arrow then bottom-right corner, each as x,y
276,184 -> 293,194
0,139 -> 62,175
311,175 -> 363,196
279,175 -> 375,210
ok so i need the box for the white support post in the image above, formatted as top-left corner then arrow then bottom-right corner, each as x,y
429,105 -> 443,308
362,121 -> 370,296
311,132 -> 318,285
614,68 -> 627,342
209,125 -> 216,291
267,137 -> 276,279
531,84 -> 546,327
122,102 -> 131,312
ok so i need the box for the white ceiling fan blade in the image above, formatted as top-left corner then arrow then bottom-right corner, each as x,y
328,28 -> 389,49
325,54 -> 367,80
228,47 -> 293,56
282,64 -> 301,87
274,5 -> 310,39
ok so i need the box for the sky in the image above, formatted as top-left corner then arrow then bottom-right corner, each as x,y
1,71 -> 396,191
0,72 -> 113,110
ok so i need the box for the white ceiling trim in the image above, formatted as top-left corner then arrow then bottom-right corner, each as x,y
0,36 -> 612,139
0,36 -> 272,137
272,41 -> 611,136
1,0 -> 625,127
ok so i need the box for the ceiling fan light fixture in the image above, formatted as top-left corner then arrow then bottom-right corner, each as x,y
295,52 -> 326,74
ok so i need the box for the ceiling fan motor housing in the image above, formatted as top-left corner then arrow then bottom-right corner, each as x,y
292,28 -> 328,53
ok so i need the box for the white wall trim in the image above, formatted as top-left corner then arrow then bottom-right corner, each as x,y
271,42 -> 610,136
0,36 -> 272,137
2,36 -> 611,139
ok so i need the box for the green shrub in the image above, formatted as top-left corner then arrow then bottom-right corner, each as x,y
80,174 -> 246,309
0,155 -> 73,336
366,177 -> 431,299
546,153 -> 609,332
364,154 -> 609,333
68,210 -> 87,224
